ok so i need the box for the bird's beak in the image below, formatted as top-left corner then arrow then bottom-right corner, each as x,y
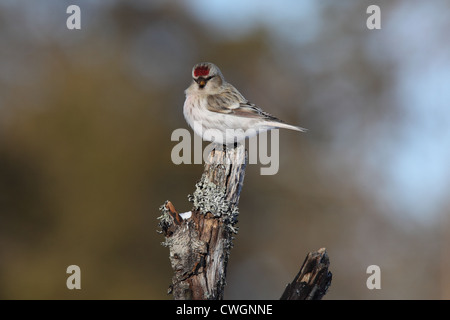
199,79 -> 206,87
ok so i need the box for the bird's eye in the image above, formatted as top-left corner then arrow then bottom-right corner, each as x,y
194,75 -> 214,84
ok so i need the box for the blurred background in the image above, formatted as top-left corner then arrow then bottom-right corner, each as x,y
1,0 -> 449,299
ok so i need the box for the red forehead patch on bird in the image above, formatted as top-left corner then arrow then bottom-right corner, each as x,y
194,65 -> 209,77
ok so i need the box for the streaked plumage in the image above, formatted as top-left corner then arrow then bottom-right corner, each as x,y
183,62 -> 307,144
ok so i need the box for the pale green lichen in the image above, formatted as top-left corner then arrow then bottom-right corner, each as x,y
157,201 -> 177,247
157,202 -> 173,226
188,177 -> 228,216
187,174 -> 239,233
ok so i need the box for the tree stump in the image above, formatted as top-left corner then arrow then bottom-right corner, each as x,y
158,144 -> 247,300
280,248 -> 332,300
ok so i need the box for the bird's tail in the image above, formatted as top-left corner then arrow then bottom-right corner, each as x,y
267,121 -> 308,133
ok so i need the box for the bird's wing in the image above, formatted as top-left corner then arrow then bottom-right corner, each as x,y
205,86 -> 306,132
206,95 -> 283,123
206,84 -> 244,113
206,94 -> 236,114
206,82 -> 285,122
232,101 -> 283,122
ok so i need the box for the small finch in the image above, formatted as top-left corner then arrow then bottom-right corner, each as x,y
183,62 -> 307,144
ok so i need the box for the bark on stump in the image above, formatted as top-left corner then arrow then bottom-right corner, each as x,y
280,248 -> 332,300
158,144 -> 246,300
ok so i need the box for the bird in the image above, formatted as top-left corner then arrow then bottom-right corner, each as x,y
183,62 -> 307,145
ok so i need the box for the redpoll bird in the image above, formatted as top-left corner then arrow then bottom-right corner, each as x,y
183,62 -> 307,144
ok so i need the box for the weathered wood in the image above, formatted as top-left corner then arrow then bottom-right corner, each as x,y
159,144 -> 247,300
280,248 -> 332,300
